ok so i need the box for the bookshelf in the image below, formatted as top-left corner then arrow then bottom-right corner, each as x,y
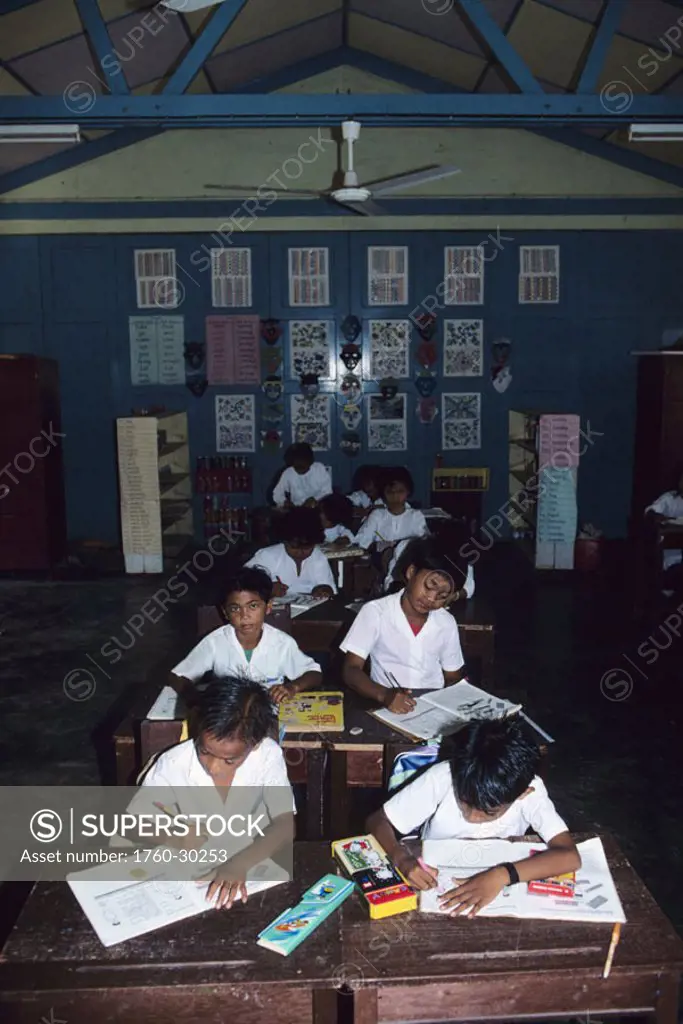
430,468 -> 489,532
116,412 -> 193,573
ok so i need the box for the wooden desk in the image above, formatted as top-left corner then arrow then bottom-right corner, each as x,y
345,834 -> 683,1024
0,844 -> 340,1024
323,548 -> 375,599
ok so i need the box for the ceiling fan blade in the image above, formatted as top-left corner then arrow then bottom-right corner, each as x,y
334,199 -> 389,216
371,165 -> 461,197
204,184 -> 321,197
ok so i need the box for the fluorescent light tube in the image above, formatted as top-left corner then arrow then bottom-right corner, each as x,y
0,124 -> 81,144
629,123 -> 683,143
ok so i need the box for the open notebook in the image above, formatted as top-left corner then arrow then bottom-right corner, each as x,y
419,836 -> 625,924
67,853 -> 288,947
370,681 -> 522,742
271,594 -> 329,618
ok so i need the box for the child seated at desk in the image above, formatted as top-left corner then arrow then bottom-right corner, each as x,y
137,675 -> 295,910
354,466 -> 427,555
170,567 -> 322,705
272,442 -> 332,509
320,493 -> 356,547
348,464 -> 385,517
645,468 -> 683,591
385,523 -> 475,600
368,717 -> 580,916
246,507 -> 336,598
340,536 -> 465,713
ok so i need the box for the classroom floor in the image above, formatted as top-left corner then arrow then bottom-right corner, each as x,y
1,541 -> 682,949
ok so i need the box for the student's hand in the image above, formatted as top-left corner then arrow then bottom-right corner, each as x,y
197,857 -> 252,909
311,585 -> 334,598
394,852 -> 438,891
270,682 -> 295,704
272,579 -> 289,597
384,689 -> 416,714
438,866 -> 509,917
334,536 -> 351,548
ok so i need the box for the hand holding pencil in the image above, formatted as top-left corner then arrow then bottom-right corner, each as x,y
384,672 -> 416,714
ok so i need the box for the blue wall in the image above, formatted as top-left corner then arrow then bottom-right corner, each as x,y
0,229 -> 679,545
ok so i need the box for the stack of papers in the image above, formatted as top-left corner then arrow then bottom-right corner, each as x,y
419,837 -> 626,924
371,680 -> 522,742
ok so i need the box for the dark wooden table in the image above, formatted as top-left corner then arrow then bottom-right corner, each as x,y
343,834 -> 683,1024
0,844 -> 342,1024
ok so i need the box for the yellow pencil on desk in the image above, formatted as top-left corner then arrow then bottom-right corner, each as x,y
602,922 -> 621,978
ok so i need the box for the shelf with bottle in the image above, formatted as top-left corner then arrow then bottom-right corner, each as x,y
196,456 -> 252,494
202,496 -> 251,543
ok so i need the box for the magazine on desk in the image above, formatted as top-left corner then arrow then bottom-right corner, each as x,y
278,691 -> 345,732
67,854 -> 289,947
370,680 -> 522,742
271,594 -> 329,618
419,836 -> 626,924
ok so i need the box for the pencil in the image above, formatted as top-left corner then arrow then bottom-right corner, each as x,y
602,922 -> 621,979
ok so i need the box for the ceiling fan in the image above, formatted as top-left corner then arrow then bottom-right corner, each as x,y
204,119 -> 461,215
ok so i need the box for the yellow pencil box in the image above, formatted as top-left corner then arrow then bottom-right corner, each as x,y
331,834 -> 417,920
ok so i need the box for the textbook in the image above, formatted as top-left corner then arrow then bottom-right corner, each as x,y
278,691 -> 345,733
257,873 -> 354,956
370,680 -> 522,742
271,594 -> 329,618
67,855 -> 289,947
419,837 -> 626,924
331,834 -> 417,920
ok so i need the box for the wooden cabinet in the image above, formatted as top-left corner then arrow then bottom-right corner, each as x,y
0,355 -> 66,570
631,353 -> 683,522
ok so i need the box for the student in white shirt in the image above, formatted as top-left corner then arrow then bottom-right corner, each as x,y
646,469 -> 683,582
355,467 -> 427,552
246,507 -> 336,598
320,493 -> 356,547
171,567 -> 321,704
368,718 -> 580,916
272,442 -> 332,508
137,676 -> 295,909
348,465 -> 385,517
340,536 -> 465,714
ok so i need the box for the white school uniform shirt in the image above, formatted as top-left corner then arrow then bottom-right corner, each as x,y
384,538 -> 475,595
324,524 -> 356,544
646,490 -> 683,569
246,543 -> 337,595
384,763 -> 567,842
133,736 -> 296,818
355,506 -> 428,550
172,623 -> 320,689
272,464 -> 332,506
339,590 -> 464,690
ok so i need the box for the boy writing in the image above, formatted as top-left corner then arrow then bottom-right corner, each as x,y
246,507 -> 336,598
368,718 -> 580,916
272,442 -> 332,508
354,467 -> 427,551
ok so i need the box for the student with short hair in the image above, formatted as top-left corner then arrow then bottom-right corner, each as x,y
354,466 -> 427,551
136,675 -> 295,909
368,717 -> 580,916
340,536 -> 465,714
246,507 -> 336,598
646,466 -> 683,592
320,493 -> 356,547
170,567 -> 322,704
272,442 -> 332,508
348,465 -> 385,512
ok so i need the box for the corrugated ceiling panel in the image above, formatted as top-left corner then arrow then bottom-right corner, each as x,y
0,0 -> 81,61
349,12 -> 485,89
209,11 -> 342,91
506,0 -> 593,88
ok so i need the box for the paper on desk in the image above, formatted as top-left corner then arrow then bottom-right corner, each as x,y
321,544 -> 366,559
419,837 -> 625,923
147,685 -> 179,720
67,854 -> 288,947
371,682 -> 522,742
271,594 -> 329,618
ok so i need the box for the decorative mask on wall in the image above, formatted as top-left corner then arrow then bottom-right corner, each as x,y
261,319 -> 282,344
300,373 -> 320,398
491,336 -> 512,394
340,373 -> 362,405
414,312 -> 437,341
186,378 -> 208,398
261,428 -> 283,454
340,315 -> 361,342
262,402 -> 284,424
379,378 -> 398,400
340,431 -> 361,457
262,346 -> 282,375
416,340 -> 438,368
340,343 -> 361,372
262,375 -> 283,402
340,403 -> 363,431
417,397 -> 438,424
183,341 -> 205,371
414,370 -> 437,397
